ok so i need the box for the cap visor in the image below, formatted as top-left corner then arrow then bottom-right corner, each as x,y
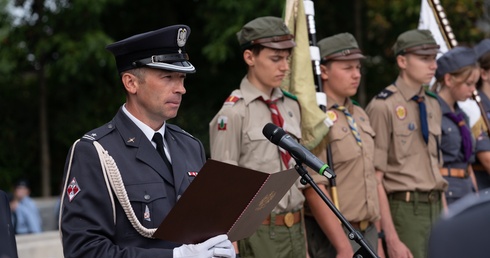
146,61 -> 196,73
261,40 -> 296,50
410,49 -> 440,55
330,53 -> 366,61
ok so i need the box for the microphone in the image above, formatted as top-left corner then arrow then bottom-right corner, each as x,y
262,123 -> 334,179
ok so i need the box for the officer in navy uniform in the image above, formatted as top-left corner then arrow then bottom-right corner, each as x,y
428,192 -> 490,258
59,25 -> 235,258
0,189 -> 18,258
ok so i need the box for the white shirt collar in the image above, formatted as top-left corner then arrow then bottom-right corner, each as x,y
122,104 -> 166,146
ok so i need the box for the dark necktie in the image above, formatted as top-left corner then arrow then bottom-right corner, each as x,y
333,104 -> 362,147
260,97 -> 292,167
444,113 -> 473,162
152,132 -> 173,172
412,95 -> 429,144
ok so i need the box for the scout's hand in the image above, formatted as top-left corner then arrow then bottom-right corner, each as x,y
173,234 -> 236,258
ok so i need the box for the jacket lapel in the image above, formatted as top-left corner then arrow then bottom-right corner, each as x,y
114,109 -> 174,186
165,129 -> 185,192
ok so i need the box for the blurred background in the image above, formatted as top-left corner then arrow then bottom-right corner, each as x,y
0,0 -> 488,199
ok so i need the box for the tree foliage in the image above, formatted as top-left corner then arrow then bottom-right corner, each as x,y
0,0 -> 487,196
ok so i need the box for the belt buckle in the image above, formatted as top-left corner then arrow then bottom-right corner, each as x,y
427,190 -> 439,203
284,212 -> 294,227
359,220 -> 369,231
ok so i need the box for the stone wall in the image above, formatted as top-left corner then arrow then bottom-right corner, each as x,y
16,231 -> 63,258
14,197 -> 62,258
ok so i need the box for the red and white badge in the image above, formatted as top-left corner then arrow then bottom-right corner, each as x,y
188,171 -> 198,177
67,177 -> 81,202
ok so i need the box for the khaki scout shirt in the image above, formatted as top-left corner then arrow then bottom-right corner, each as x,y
365,77 -> 447,193
209,76 -> 304,213
308,98 -> 380,222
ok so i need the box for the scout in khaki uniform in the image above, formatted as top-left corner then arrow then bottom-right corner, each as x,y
209,16 -> 306,258
434,47 -> 481,205
365,29 -> 448,258
303,33 -> 382,258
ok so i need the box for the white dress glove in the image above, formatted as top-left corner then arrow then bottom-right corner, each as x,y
173,234 -> 236,258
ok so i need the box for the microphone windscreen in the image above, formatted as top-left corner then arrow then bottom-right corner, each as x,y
262,123 -> 286,144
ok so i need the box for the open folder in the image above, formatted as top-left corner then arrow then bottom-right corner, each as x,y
153,159 -> 299,244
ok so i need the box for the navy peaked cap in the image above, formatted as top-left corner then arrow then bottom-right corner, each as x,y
106,25 -> 195,74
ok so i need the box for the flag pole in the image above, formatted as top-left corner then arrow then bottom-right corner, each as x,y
303,0 -> 325,112
472,91 -> 490,136
303,0 -> 340,210
426,0 -> 457,49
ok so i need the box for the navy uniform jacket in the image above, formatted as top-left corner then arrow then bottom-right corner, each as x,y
60,108 -> 206,258
428,192 -> 490,258
0,190 -> 18,258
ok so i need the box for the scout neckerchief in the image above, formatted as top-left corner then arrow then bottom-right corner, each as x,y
444,112 -> 473,162
259,96 -> 292,167
332,103 -> 362,147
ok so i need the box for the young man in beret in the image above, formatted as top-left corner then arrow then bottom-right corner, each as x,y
366,29 -> 448,258
303,33 -> 382,258
59,25 -> 235,258
209,16 -> 306,258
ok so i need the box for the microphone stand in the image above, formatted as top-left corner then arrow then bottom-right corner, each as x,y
293,160 -> 379,258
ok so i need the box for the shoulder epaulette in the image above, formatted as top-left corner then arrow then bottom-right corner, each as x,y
167,124 -> 198,141
376,89 -> 394,100
351,99 -> 360,107
223,90 -> 243,106
281,89 -> 298,101
425,90 -> 438,99
81,122 -> 115,141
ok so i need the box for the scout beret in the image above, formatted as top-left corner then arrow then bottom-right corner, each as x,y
393,29 -> 440,56
15,179 -> 29,188
435,46 -> 477,79
474,38 -> 490,60
106,25 -> 195,74
318,33 -> 365,62
237,16 -> 295,50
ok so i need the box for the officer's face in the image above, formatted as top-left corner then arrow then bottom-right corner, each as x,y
446,67 -> 479,102
245,48 -> 290,93
398,54 -> 437,85
124,68 -> 186,128
322,59 -> 361,102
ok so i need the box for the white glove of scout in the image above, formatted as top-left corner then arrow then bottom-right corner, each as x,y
173,234 -> 236,258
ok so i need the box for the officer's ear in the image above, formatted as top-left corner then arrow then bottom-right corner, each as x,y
121,72 -> 139,94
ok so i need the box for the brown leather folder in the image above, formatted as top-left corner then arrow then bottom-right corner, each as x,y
153,159 -> 299,244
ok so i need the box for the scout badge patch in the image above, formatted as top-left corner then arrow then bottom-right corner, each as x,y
217,116 -> 228,131
326,110 -> 338,123
395,105 -> 407,120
